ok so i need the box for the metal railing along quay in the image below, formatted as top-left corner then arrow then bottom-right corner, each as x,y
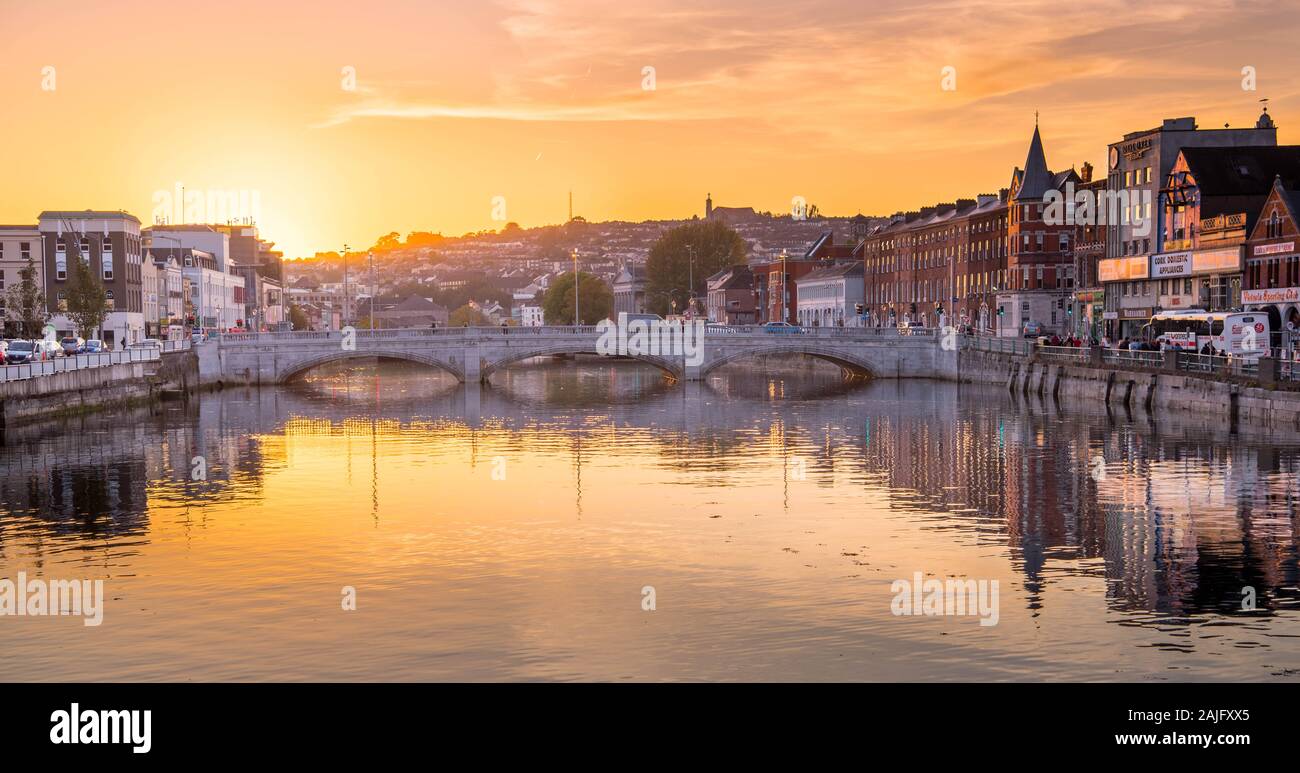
1,339 -> 190,383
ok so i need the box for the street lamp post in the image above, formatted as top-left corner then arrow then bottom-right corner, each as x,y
342,243 -> 350,328
687,244 -> 695,318
368,250 -> 375,331
572,248 -> 580,325
780,249 -> 789,323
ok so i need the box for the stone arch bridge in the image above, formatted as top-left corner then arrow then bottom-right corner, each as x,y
199,326 -> 958,386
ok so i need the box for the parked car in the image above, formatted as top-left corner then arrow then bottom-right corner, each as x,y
7,339 -> 61,362
1022,321 -> 1044,338
763,321 -> 804,335
60,336 -> 86,355
4,340 -> 36,363
35,339 -> 64,359
83,339 -> 105,353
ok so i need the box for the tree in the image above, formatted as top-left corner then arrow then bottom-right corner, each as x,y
288,303 -> 310,331
449,303 -> 488,327
371,232 -> 402,252
66,253 -> 108,339
645,220 -> 747,316
4,255 -> 48,338
542,271 -> 612,324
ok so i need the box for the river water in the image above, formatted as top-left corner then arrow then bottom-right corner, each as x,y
2,358 -> 1298,681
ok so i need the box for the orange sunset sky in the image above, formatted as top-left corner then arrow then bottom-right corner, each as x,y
1,0 -> 1297,259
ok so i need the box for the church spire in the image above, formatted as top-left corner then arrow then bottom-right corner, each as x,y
1014,123 -> 1053,202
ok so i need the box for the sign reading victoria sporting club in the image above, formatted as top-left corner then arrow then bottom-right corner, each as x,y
1242,287 -> 1300,305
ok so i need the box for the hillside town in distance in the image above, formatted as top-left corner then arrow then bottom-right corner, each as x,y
5,104 -> 1300,364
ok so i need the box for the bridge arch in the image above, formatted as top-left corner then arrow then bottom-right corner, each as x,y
479,344 -> 683,382
278,350 -> 466,384
699,343 -> 878,380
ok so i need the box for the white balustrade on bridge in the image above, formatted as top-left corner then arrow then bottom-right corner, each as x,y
206,325 -> 955,385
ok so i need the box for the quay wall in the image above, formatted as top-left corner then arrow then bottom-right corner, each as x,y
0,350 -> 198,428
957,348 -> 1300,433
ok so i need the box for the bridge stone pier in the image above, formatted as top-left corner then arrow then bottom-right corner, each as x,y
199,326 -> 959,386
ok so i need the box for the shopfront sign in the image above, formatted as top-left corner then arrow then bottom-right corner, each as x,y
1121,307 -> 1154,319
1150,251 -> 1192,278
1242,286 -> 1300,305
1191,247 -> 1242,275
1098,256 -> 1149,282
1253,241 -> 1295,257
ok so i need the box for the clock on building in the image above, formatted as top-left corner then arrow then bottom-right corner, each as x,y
1108,146 -> 1120,169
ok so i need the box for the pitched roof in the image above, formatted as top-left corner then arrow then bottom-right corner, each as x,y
1013,125 -> 1054,202
1179,146 -> 1300,196
799,262 -> 864,282
393,295 -> 442,312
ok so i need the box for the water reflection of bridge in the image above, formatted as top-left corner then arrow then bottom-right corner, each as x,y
2,371 -> 1298,618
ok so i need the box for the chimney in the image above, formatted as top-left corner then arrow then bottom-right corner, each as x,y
1079,161 -> 1093,183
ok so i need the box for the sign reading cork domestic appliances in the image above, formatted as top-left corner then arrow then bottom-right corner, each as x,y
1151,251 -> 1192,278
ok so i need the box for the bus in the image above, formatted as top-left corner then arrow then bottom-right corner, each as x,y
1141,310 -> 1270,358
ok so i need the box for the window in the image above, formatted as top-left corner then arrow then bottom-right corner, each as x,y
80,238 -> 90,255
20,241 -> 30,260
103,259 -> 113,281
105,290 -> 115,310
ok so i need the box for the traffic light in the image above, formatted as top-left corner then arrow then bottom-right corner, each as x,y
997,306 -> 1004,317
909,302 -> 917,314
855,303 -> 864,315
935,302 -> 944,315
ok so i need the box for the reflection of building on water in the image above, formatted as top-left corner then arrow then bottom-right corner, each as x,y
0,397 -> 267,556
859,395 -> 1300,617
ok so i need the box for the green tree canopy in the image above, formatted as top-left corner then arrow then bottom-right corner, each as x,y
645,220 -> 747,316
542,272 -> 612,325
449,303 -> 489,327
4,255 -> 48,337
66,253 -> 108,339
288,303 -> 309,331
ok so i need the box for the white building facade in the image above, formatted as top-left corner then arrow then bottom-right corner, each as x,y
795,263 -> 864,327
